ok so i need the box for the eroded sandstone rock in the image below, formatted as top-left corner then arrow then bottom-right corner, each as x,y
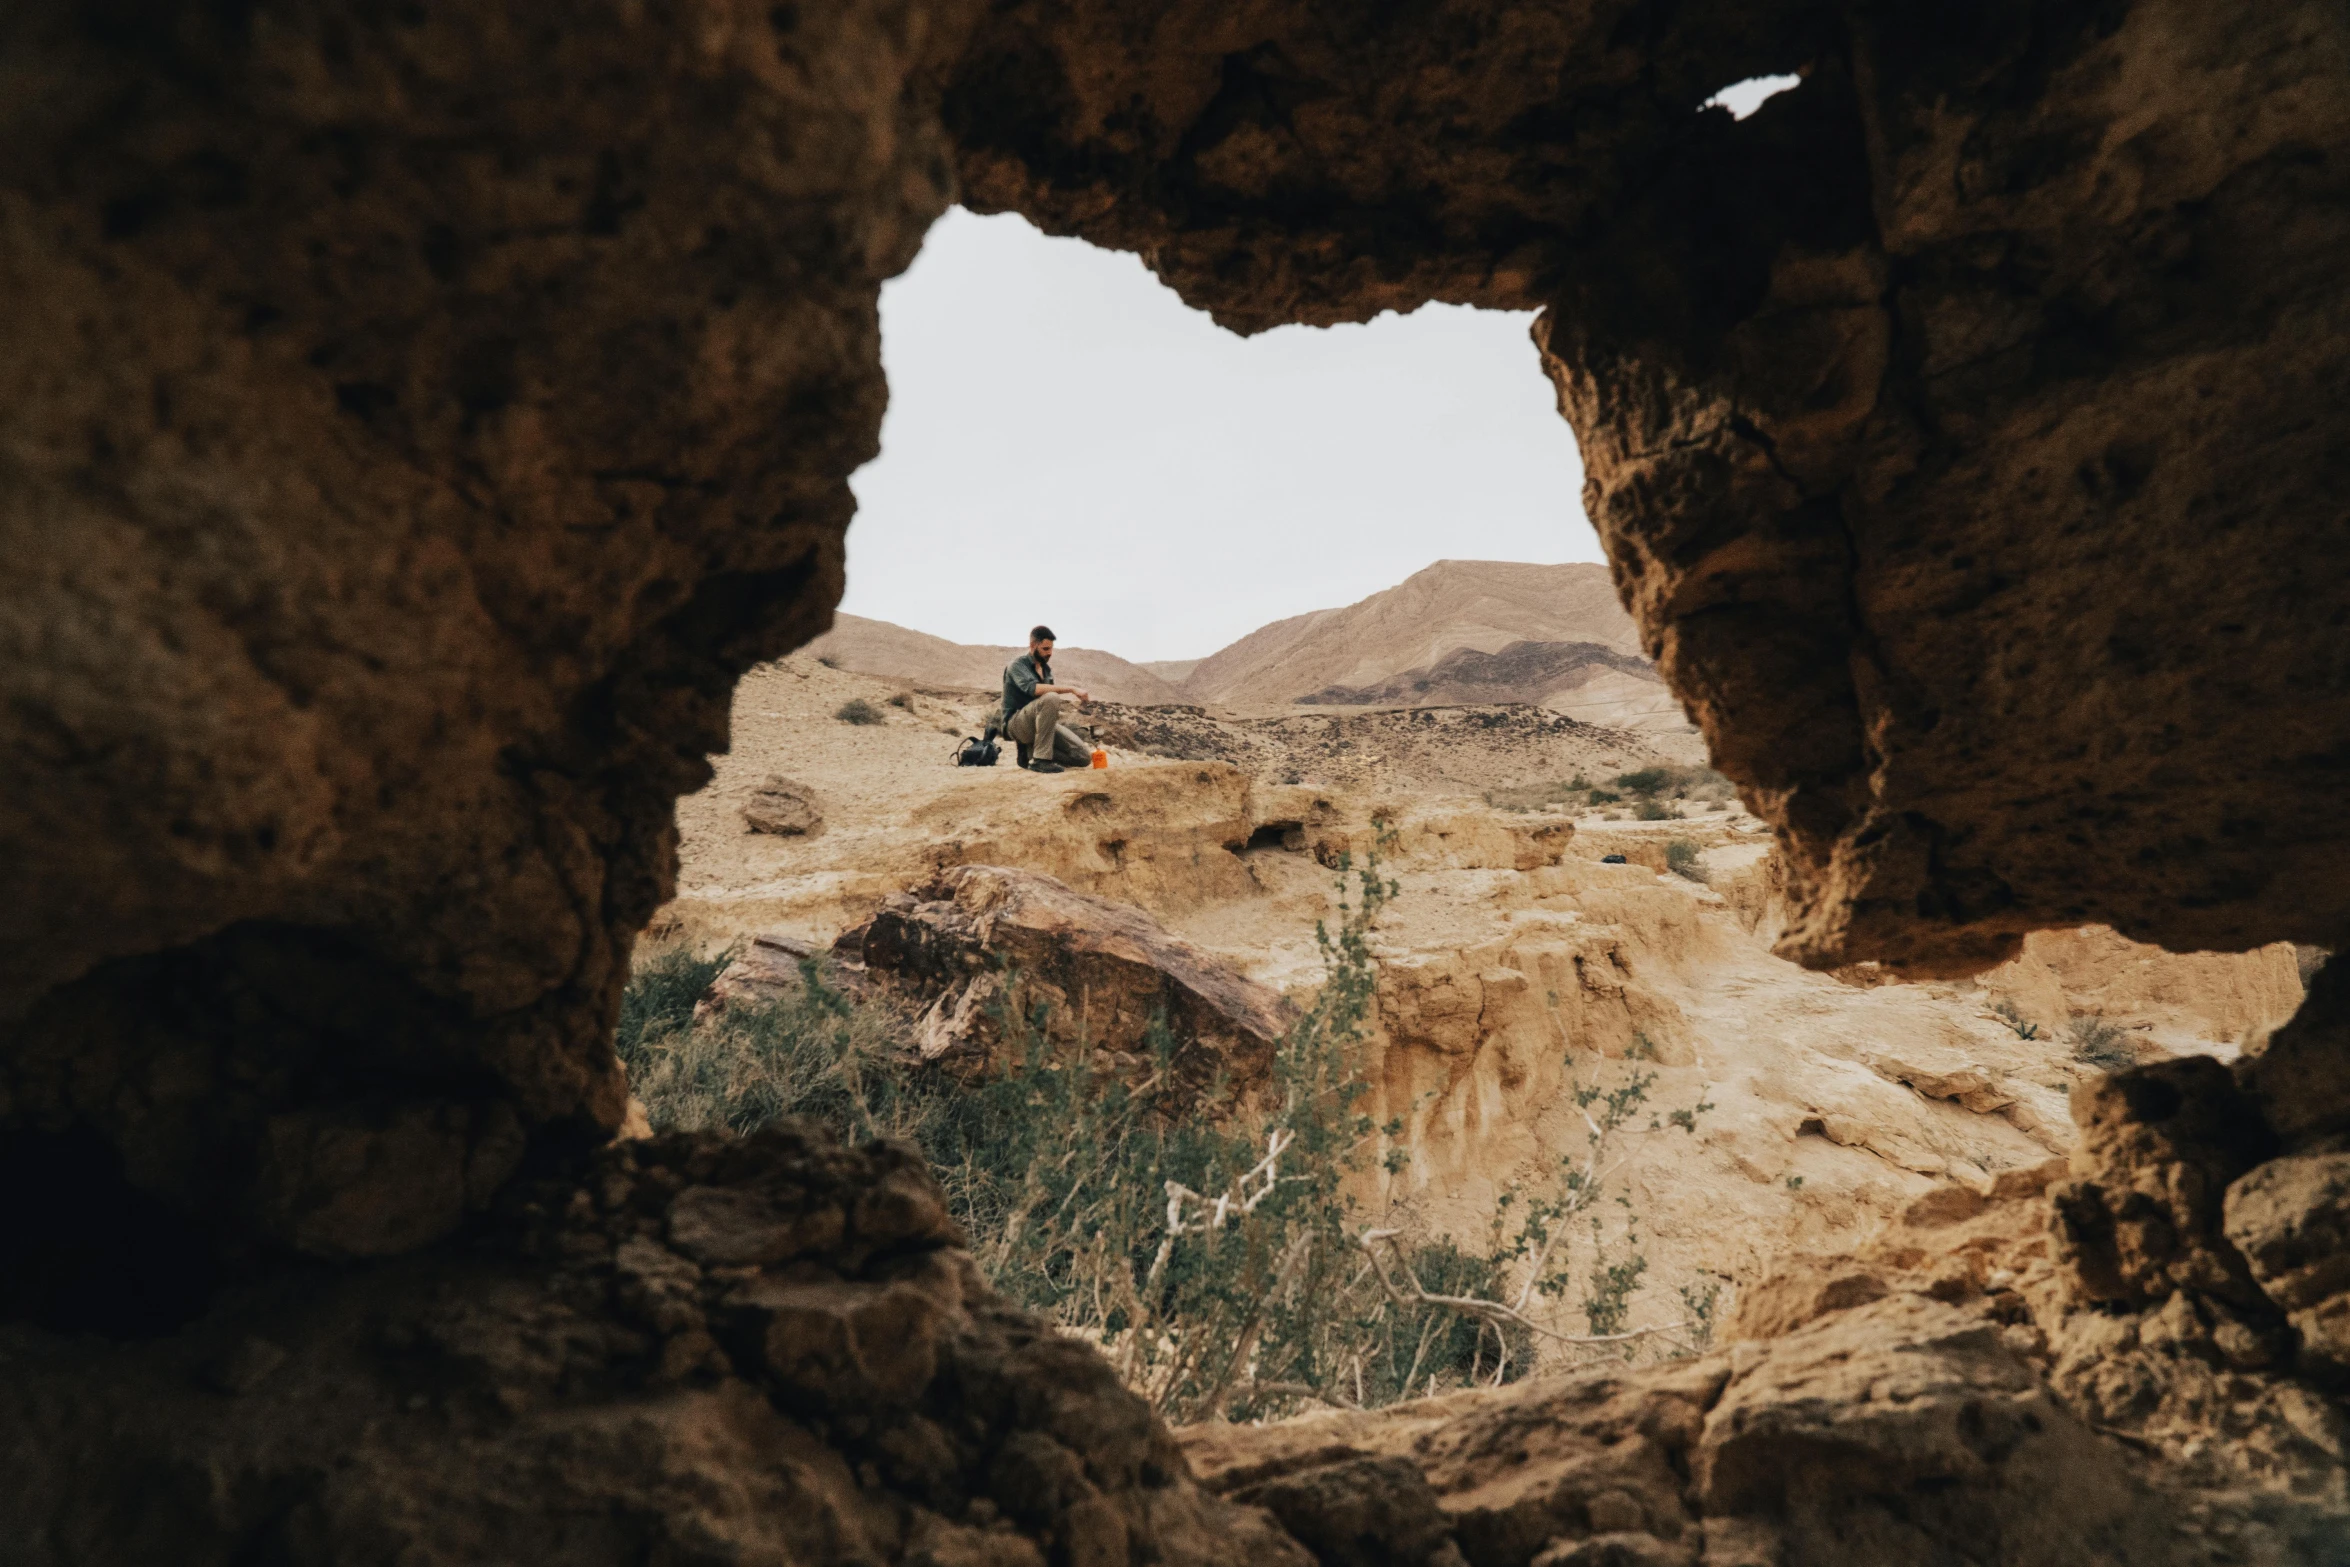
743,774 -> 825,836
850,863 -> 1298,1095
0,1124 -> 1312,1567
1182,1294 -> 2187,1567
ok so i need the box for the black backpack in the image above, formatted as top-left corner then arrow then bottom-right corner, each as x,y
953,730 -> 1002,767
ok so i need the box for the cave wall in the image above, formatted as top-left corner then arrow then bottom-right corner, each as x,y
951,0 -> 2350,974
0,0 -> 980,1254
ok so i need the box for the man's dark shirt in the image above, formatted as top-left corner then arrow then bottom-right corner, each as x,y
1001,651 -> 1051,724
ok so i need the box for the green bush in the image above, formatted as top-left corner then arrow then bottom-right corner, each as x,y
1586,788 -> 1621,805
1634,799 -> 1672,821
1664,839 -> 1706,882
835,697 -> 885,725
1611,764 -> 1735,804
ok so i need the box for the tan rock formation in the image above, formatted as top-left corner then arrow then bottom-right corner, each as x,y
669,674 -> 2307,1352
850,864 -> 1300,1094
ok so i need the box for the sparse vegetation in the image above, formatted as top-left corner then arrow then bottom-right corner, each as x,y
1635,799 -> 1672,821
1613,767 -> 1674,798
1677,1279 -> 1724,1351
620,856 -> 1725,1419
1586,788 -> 1621,806
1989,998 -> 2041,1040
2068,1012 -> 2137,1072
886,690 -> 915,710
834,697 -> 885,725
1484,778 -> 1593,812
1611,764 -> 1736,807
1664,839 -> 1706,882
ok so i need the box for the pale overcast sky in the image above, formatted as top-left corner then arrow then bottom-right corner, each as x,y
841,209 -> 1603,663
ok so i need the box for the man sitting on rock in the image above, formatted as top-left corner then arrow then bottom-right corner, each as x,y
1000,625 -> 1093,774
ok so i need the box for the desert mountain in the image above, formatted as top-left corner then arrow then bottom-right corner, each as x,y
1175,561 -> 1691,737
816,562 -> 1693,738
1298,636 -> 1682,733
803,612 -> 1186,705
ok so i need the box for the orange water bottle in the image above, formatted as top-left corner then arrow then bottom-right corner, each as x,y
1090,746 -> 1108,769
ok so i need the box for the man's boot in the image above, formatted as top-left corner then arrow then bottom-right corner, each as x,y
1016,742 -> 1032,769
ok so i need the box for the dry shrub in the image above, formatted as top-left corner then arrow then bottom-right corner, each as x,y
618,860 -> 1724,1420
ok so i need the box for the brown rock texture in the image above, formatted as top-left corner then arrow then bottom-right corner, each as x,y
849,863 -> 1300,1093
744,774 -> 825,836
1181,1295 -> 2186,1567
1,0 -> 984,1230
0,1124 -> 1310,1566
948,1 -> 2350,974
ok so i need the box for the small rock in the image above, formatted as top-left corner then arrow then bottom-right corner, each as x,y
743,774 -> 822,835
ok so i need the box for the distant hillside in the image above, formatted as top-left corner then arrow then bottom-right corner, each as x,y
1177,561 -> 1688,733
1300,637 -> 1691,730
801,614 -> 1186,705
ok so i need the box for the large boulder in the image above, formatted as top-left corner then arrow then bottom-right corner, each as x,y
848,864 -> 1299,1097
742,774 -> 824,836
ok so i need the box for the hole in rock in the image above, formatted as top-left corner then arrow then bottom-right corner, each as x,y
0,1129 -> 221,1338
1700,73 -> 1803,120
844,209 -> 1597,664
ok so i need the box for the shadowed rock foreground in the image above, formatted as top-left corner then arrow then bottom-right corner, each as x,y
3,0 -> 2347,1561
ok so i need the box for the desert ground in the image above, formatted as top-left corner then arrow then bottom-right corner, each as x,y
657,651 -> 2307,1348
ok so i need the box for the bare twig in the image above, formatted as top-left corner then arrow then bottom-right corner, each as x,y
1359,1228 -> 1686,1349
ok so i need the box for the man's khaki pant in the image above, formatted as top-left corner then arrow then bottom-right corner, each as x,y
1003,696 -> 1090,767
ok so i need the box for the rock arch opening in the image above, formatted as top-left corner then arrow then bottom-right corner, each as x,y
2,0 -> 2346,1560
